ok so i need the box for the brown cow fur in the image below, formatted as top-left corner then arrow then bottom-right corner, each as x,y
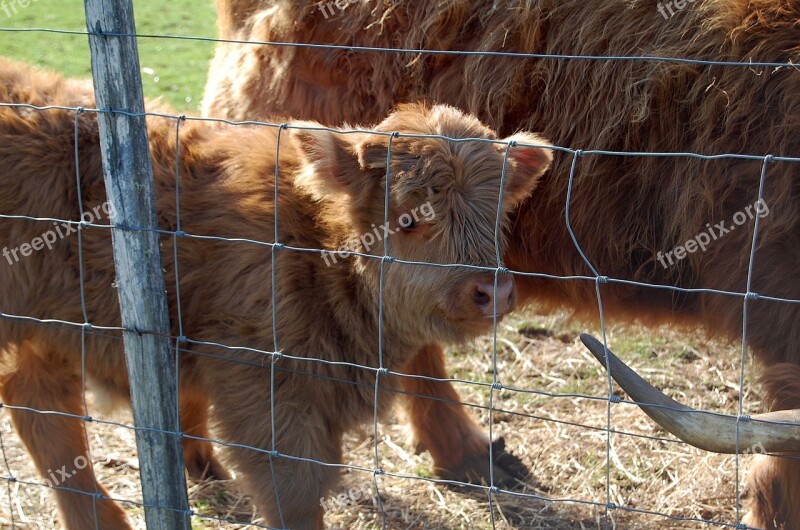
204,0 -> 800,527
401,343 -> 493,480
0,59 -> 552,529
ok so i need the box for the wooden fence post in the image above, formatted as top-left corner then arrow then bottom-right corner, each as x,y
83,1 -> 191,528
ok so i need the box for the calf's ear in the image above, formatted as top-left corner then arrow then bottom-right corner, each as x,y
499,132 -> 553,207
292,125 -> 366,199
354,133 -> 395,172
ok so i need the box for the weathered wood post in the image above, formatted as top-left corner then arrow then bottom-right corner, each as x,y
83,1 -> 191,528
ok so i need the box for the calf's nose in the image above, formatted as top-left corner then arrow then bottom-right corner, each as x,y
473,276 -> 515,317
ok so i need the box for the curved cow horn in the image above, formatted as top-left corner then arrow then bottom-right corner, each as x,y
580,333 -> 800,454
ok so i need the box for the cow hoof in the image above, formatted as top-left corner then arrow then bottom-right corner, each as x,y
186,454 -> 230,482
437,437 -> 530,488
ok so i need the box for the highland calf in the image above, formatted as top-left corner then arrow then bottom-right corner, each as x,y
204,0 -> 800,527
0,59 -> 552,529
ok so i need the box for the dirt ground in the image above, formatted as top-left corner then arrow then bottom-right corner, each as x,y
0,305 -> 764,529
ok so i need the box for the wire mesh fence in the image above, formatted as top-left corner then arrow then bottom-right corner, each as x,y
1,1 -> 799,529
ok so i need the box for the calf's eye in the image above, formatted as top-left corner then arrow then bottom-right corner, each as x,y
398,214 -> 417,232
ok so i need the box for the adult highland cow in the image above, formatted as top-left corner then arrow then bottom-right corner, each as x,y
202,1 -> 800,528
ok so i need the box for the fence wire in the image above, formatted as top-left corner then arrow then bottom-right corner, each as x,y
0,17 -> 799,530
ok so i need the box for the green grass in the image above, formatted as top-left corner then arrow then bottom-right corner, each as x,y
0,0 -> 217,111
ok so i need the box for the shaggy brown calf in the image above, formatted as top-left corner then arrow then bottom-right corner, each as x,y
0,59 -> 553,529
203,0 -> 800,527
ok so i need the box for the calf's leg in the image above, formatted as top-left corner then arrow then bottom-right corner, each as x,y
179,389 -> 229,481
210,367 -> 343,529
1,342 -> 131,530
401,344 -> 528,485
